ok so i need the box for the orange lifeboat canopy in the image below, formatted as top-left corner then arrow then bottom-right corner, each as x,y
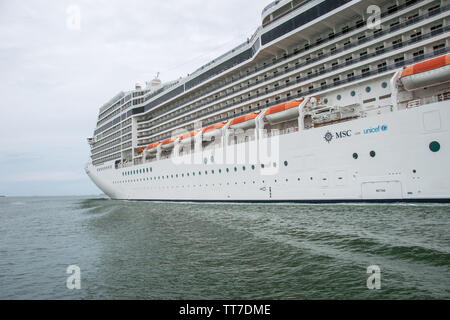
162,137 -> 177,145
229,112 -> 260,130
265,99 -> 303,115
265,99 -> 303,125
202,121 -> 227,134
146,142 -> 161,150
400,54 -> 450,91
401,54 -> 450,77
229,112 -> 260,126
137,147 -> 145,155
179,130 -> 199,141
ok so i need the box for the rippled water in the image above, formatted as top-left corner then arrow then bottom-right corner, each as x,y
0,196 -> 449,299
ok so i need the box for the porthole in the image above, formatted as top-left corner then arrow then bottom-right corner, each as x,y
366,86 -> 371,93
261,164 -> 265,169
242,166 -> 246,171
210,156 -> 214,163
205,171 -> 208,175
284,161 -> 288,166
429,141 -> 440,152
382,82 -> 388,88
193,172 -> 195,176
219,169 -> 222,173
337,94 -> 342,100
204,158 -> 207,164
234,167 -> 237,172
351,91 -> 356,97
370,150 -> 376,157
226,168 -> 229,173
211,170 -> 215,174
199,171 -> 202,175
324,98 -> 328,104
251,165 -> 255,170
273,162 -> 277,168
353,153 -> 358,159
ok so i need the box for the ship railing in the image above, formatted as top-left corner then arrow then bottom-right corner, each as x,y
137,43 -> 450,145
402,94 -> 450,110
136,15 -> 450,134
132,4 -> 449,129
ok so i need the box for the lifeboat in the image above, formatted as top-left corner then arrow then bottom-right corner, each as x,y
400,54 -> 450,91
264,99 -> 303,124
202,122 -> 227,141
161,137 -> 177,150
136,147 -> 145,155
179,130 -> 199,145
146,142 -> 161,153
229,112 -> 260,130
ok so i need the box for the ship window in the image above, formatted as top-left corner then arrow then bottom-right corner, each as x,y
366,86 -> 371,93
382,82 -> 388,88
205,171 -> 208,175
210,156 -> 214,163
353,153 -> 358,159
251,165 -> 255,170
234,167 -> 237,172
261,164 -> 265,169
199,171 -> 202,175
429,141 -> 440,152
370,151 -> 376,157
351,91 -> 356,97
273,162 -> 277,168
242,166 -> 246,171
284,161 -> 288,166
211,170 -> 214,174
337,95 -> 342,101
219,169 -> 222,173
226,168 -> 229,173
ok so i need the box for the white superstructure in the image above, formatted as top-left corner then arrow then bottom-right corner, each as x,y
86,0 -> 450,202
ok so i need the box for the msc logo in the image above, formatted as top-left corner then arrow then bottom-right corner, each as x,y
324,130 -> 352,143
363,125 -> 388,134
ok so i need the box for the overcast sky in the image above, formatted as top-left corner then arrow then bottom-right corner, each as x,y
0,0 -> 266,196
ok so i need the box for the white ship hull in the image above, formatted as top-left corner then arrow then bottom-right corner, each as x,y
86,100 -> 450,202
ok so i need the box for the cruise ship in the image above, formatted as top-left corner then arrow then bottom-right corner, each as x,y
86,0 -> 450,202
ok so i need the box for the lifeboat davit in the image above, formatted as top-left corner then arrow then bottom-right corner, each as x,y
264,99 -> 303,124
202,122 -> 227,141
146,142 -> 161,153
161,137 -> 177,150
179,130 -> 199,145
400,54 -> 450,91
229,112 -> 260,130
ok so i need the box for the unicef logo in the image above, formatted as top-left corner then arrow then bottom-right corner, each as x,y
364,125 -> 388,134
324,131 -> 333,143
